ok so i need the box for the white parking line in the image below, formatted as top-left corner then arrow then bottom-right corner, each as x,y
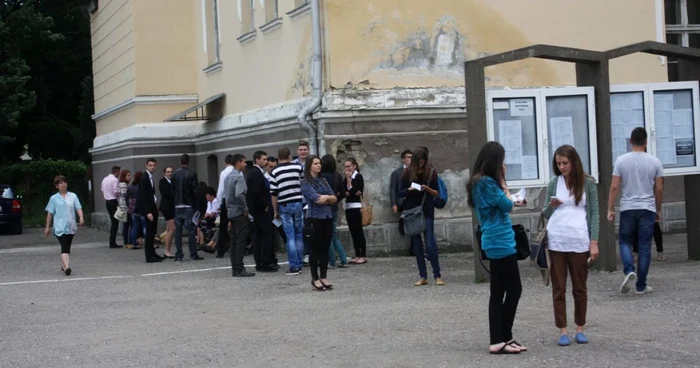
0,262 -> 291,286
0,275 -> 133,286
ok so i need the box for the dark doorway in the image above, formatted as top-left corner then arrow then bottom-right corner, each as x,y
207,154 -> 219,189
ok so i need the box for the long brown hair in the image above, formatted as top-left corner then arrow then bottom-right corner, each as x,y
552,145 -> 585,206
402,148 -> 430,182
303,155 -> 321,181
132,171 -> 143,185
466,142 -> 506,208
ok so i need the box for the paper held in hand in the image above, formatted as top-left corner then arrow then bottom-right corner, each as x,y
511,188 -> 527,203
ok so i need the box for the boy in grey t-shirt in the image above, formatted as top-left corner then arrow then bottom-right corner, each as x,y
607,128 -> 663,296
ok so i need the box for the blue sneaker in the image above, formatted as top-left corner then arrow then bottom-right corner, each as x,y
575,332 -> 589,344
558,334 -> 571,346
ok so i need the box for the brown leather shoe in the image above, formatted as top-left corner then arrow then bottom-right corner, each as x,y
413,278 -> 428,286
435,277 -> 445,286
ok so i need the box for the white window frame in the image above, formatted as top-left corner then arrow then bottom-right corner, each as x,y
486,89 -> 547,188
486,87 -> 598,188
541,87 -> 599,183
611,81 -> 700,176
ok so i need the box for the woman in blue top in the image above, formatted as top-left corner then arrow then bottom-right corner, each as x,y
467,142 -> 527,355
301,155 -> 338,291
44,175 -> 85,276
398,148 -> 443,286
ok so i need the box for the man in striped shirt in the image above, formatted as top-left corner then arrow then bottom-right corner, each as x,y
270,147 -> 305,275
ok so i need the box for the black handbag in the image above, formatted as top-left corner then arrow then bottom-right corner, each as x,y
476,224 -> 531,261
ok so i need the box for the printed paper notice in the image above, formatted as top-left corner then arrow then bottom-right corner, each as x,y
510,99 -> 533,117
521,155 -> 538,179
498,120 -> 523,164
654,94 -> 674,111
549,116 -> 574,149
673,109 -> 694,139
656,137 -> 677,165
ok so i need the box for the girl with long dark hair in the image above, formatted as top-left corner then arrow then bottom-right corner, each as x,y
543,145 -> 599,346
344,158 -> 367,264
300,155 -> 338,291
466,141 -> 527,354
398,148 -> 443,286
320,154 -> 348,268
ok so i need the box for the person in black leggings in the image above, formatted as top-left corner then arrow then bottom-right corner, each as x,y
467,142 -> 527,354
632,222 -> 664,261
343,158 -> 367,264
300,156 -> 337,291
44,175 -> 85,276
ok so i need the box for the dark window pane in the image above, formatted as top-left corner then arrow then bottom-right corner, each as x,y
690,34 -> 700,48
665,0 -> 682,24
688,0 -> 699,24
666,33 -> 682,45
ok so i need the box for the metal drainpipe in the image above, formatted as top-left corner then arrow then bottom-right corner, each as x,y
296,0 -> 322,155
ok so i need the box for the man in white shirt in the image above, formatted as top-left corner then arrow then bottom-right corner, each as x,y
216,154 -> 234,258
608,127 -> 664,296
101,166 -> 121,248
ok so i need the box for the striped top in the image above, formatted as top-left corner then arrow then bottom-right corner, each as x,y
269,162 -> 303,204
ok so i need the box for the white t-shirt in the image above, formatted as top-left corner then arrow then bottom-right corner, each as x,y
613,152 -> 663,213
547,176 -> 590,253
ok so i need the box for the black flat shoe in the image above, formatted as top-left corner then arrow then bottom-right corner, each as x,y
319,280 -> 333,290
64,268 -> 71,276
312,280 -> 326,291
163,254 -> 175,259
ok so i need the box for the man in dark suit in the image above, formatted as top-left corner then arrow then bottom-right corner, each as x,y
136,158 -> 163,263
247,151 -> 277,272
390,150 -> 412,253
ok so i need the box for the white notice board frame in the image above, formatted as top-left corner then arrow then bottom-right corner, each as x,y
541,87 -> 599,183
486,89 -> 547,188
611,81 -> 700,176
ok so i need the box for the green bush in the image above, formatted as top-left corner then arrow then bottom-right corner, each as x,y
1,159 -> 90,225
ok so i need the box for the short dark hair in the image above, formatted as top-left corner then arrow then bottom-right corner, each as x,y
111,166 -> 121,175
206,186 -> 216,196
146,158 -> 157,164
180,153 -> 190,165
401,150 -> 413,159
278,147 -> 291,160
297,141 -> 309,149
253,151 -> 267,161
54,175 -> 67,186
232,154 -> 246,164
163,166 -> 172,173
267,156 -> 278,163
224,154 -> 234,165
630,127 -> 647,146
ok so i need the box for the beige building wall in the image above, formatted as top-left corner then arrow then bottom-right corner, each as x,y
132,0 -> 199,96
195,0 -> 314,116
91,0 -> 136,113
324,0 -> 668,90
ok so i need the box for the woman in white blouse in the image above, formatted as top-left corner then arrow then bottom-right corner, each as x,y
198,186 -> 220,252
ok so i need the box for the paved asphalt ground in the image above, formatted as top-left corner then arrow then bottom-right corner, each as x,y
0,228 -> 699,368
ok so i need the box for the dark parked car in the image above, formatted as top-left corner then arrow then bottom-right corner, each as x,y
0,184 -> 23,234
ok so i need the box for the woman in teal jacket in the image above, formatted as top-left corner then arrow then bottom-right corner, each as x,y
467,142 -> 527,355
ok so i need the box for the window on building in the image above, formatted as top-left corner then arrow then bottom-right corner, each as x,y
265,0 -> 279,22
203,0 -> 221,66
241,0 -> 255,34
294,0 -> 309,7
665,0 -> 700,81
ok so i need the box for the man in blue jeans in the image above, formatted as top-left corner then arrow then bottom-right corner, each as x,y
607,128 -> 663,295
270,147 -> 305,275
172,153 -> 204,262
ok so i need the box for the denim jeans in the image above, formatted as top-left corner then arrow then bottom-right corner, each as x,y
411,217 -> 441,279
130,214 -> 147,245
279,202 -> 304,269
619,210 -> 656,292
122,214 -> 132,245
175,207 -> 198,258
328,211 -> 348,266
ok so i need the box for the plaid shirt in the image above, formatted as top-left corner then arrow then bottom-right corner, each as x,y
300,176 -> 334,219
